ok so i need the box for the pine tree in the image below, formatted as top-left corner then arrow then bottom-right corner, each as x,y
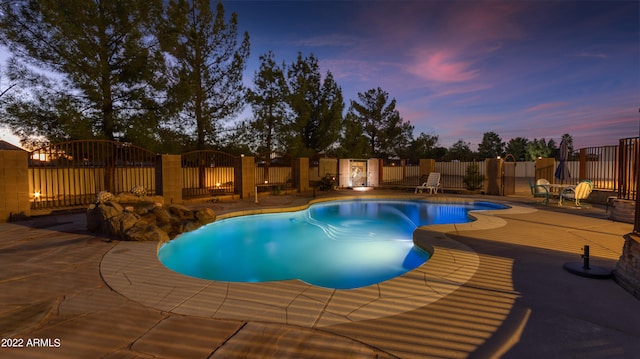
286,53 -> 343,156
346,87 -> 413,158
245,51 -> 289,154
0,0 -> 166,146
162,0 -> 250,150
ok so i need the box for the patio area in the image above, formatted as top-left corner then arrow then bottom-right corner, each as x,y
1,189 -> 639,358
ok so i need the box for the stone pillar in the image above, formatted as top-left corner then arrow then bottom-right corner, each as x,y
0,149 -> 30,222
485,158 -> 503,195
155,154 -> 182,204
419,159 -> 436,177
615,233 -> 640,299
235,156 -> 255,200
293,157 -> 310,193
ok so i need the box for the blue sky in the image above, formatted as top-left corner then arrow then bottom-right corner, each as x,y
1,0 -> 638,151
224,0 -> 639,150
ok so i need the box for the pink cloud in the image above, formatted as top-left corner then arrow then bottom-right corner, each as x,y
572,52 -> 608,59
407,49 -> 479,83
524,102 -> 566,113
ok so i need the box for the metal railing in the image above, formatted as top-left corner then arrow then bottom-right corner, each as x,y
380,159 -> 421,186
618,137 -> 639,200
436,161 -> 486,190
23,138 -> 639,210
255,152 -> 295,192
181,150 -> 239,199
580,145 -> 618,191
29,140 -> 156,209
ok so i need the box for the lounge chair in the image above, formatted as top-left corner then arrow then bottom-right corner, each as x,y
529,179 -> 550,204
415,172 -> 442,194
560,180 -> 593,206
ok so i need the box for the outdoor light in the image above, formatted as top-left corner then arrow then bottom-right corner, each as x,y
34,191 -> 41,200
497,156 -> 501,159
216,182 -> 221,187
264,180 -> 268,184
353,187 -> 372,192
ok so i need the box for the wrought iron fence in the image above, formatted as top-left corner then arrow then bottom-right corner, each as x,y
436,161 -> 486,190
380,159 -> 421,186
23,138 -> 639,211
28,140 -> 156,209
255,152 -> 295,193
580,145 -> 618,191
618,137 -> 639,200
181,150 -> 240,199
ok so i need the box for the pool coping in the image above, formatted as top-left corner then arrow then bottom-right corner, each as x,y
100,195 -> 535,328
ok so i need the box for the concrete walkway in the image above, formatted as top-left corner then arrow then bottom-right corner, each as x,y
1,190 -> 639,358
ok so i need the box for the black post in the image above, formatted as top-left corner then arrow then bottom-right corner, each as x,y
582,245 -> 590,269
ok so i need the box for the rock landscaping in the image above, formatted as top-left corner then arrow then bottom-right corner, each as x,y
86,190 -> 216,242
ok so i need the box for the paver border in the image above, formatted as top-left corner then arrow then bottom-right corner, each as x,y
100,196 -> 535,328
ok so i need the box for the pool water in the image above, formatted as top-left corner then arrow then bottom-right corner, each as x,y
158,199 -> 506,289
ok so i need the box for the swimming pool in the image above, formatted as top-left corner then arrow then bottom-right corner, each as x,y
158,199 -> 506,289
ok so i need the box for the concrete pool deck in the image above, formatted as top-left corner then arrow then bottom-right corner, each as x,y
1,190 -> 639,358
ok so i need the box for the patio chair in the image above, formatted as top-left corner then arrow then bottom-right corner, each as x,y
560,180 -> 593,206
529,179 -> 550,205
415,172 -> 442,194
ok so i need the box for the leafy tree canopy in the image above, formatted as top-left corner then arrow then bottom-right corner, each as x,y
505,137 -> 529,161
477,131 -> 505,159
526,138 -> 557,160
445,139 -> 474,161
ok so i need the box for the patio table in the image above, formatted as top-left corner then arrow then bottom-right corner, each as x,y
547,183 -> 576,206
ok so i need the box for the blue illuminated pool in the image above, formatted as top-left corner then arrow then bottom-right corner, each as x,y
158,199 -> 506,289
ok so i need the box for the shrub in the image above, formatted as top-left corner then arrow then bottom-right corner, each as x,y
463,162 -> 485,190
318,173 -> 336,191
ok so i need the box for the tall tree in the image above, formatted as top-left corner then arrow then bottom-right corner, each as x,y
505,137 -> 529,161
526,138 -> 556,160
405,132 -> 439,163
286,53 -> 343,156
445,139 -> 474,161
346,87 -> 413,158
162,0 -> 250,150
337,111 -> 369,158
477,131 -> 505,159
0,0 -> 165,146
244,51 -> 289,154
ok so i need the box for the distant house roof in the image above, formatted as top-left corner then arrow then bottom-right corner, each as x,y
0,140 -> 24,151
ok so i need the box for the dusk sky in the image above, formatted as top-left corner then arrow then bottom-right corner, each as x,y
224,0 -> 639,150
1,0 -> 638,151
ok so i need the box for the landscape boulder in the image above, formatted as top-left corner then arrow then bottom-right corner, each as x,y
86,191 -> 216,241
